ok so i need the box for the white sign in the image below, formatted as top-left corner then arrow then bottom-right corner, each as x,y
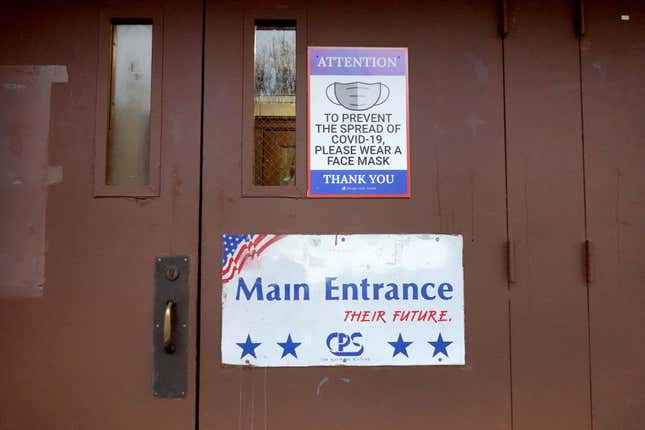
308,47 -> 410,198
221,234 -> 464,366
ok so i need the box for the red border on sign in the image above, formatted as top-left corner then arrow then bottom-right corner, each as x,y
306,46 -> 411,199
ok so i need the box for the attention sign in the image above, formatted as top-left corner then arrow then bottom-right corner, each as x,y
308,47 -> 410,198
221,234 -> 464,367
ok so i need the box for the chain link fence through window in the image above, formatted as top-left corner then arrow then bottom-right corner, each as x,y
254,96 -> 295,186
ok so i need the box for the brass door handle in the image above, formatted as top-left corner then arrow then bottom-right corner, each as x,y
163,301 -> 176,354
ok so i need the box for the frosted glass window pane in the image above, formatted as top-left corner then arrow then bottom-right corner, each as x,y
107,23 -> 152,186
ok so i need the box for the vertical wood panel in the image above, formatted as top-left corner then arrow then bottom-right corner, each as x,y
582,1 -> 645,429
504,1 -> 591,429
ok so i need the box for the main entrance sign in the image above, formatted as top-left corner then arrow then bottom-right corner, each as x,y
221,234 -> 464,366
307,47 -> 410,197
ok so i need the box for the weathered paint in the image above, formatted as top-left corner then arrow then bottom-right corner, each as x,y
0,65 -> 67,297
0,1 -> 643,429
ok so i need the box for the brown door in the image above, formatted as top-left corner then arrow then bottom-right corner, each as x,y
3,1 -> 645,430
582,1 -> 645,429
504,2 -> 591,429
0,0 -> 202,428
200,1 -> 512,428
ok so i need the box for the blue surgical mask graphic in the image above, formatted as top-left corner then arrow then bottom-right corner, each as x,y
326,82 -> 390,111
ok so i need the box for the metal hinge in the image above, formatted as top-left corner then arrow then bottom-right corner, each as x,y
506,240 -> 516,284
500,0 -> 510,38
576,0 -> 586,37
500,0 -> 585,38
584,240 -> 593,284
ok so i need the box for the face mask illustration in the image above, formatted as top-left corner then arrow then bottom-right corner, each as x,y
326,82 -> 390,111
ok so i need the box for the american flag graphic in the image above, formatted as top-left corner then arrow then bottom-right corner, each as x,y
222,234 -> 283,283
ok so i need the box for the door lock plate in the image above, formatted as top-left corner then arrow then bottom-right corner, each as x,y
153,256 -> 189,398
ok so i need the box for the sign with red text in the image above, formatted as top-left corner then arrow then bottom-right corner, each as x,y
308,47 -> 410,197
221,234 -> 464,366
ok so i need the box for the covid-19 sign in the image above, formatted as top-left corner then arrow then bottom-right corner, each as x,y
308,47 -> 410,198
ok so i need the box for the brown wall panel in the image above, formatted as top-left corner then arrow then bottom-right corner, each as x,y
581,1 -> 645,429
504,1 -> 591,429
201,1 -> 511,429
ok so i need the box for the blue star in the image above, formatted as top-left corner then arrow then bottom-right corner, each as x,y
236,334 -> 261,359
428,333 -> 452,358
277,334 -> 302,358
388,333 -> 413,357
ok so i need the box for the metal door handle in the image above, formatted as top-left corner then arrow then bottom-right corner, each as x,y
163,301 -> 176,354
154,256 -> 188,397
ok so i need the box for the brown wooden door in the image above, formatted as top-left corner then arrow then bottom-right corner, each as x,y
3,1 -> 645,430
200,1 -> 512,428
582,1 -> 645,429
504,1 -> 591,429
0,0 -> 202,428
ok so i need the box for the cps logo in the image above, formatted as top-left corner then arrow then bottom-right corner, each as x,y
326,332 -> 364,357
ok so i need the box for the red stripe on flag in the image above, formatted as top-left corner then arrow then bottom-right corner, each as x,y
222,234 -> 285,284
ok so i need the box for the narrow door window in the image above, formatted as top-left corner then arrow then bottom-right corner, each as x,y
94,9 -> 162,197
253,20 -> 297,187
107,22 -> 152,186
